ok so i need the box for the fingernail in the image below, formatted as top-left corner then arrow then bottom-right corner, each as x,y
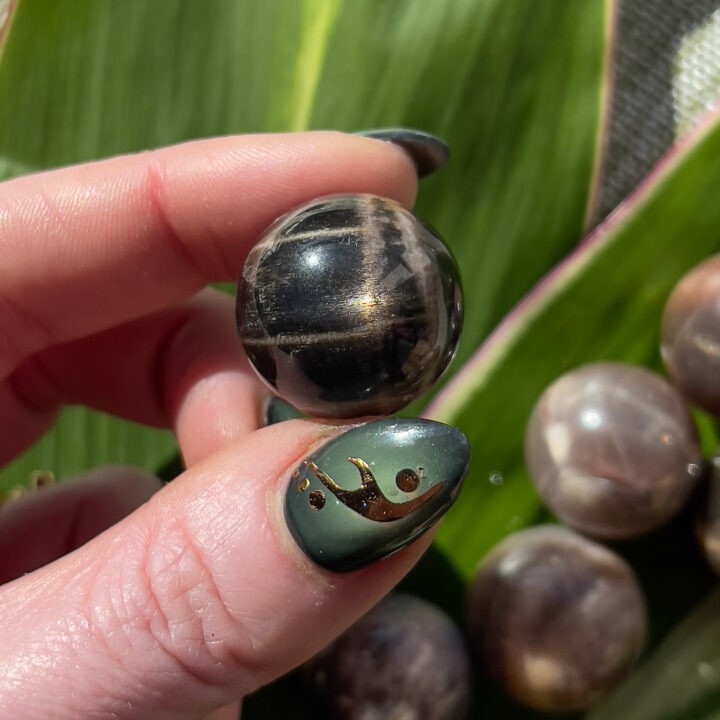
355,128 -> 450,178
285,418 -> 469,572
264,397 -> 304,426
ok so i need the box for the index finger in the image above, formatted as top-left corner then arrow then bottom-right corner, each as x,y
0,132 -> 417,377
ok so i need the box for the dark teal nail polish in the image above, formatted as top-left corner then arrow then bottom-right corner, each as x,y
285,418 -> 469,572
264,397 -> 304,426
355,128 -> 450,178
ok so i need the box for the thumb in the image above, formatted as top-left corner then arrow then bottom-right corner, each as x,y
0,417 -> 468,720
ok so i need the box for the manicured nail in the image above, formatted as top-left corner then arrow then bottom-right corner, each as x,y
264,397 -> 304,426
355,128 -> 450,178
285,418 -> 469,572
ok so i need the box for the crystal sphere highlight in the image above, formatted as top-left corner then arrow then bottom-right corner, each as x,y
525,362 -> 701,539
236,194 -> 463,418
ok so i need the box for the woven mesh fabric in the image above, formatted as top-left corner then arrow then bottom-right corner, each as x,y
595,0 -> 720,222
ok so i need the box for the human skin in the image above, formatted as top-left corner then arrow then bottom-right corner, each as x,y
0,132 -> 436,719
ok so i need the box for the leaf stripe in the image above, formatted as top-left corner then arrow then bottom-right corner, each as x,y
288,0 -> 342,131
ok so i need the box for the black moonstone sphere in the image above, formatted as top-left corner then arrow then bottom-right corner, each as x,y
236,194 -> 463,418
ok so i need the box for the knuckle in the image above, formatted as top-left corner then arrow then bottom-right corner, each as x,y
142,153 -> 236,282
88,514 -> 267,697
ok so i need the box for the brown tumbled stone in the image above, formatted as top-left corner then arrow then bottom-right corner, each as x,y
466,525 -> 646,713
525,362 -> 701,539
662,255 -> 720,416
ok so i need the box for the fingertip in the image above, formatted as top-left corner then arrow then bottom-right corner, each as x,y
0,418 -> 454,718
164,291 -> 264,465
157,131 -> 420,271
317,130 -> 420,207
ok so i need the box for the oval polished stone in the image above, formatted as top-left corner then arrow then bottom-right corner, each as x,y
466,526 -> 646,713
662,254 -> 720,416
236,194 -> 463,418
525,362 -> 701,539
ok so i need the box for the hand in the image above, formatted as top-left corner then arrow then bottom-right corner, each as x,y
0,132 -> 440,719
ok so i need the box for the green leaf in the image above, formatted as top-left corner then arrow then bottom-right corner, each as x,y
0,409 -> 176,493
428,111 -> 720,580
589,589 -> 720,720
306,0 -> 610,365
0,0 -> 608,485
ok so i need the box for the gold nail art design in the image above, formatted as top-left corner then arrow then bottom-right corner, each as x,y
303,457 -> 442,522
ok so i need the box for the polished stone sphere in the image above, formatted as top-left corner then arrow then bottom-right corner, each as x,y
525,362 -> 701,539
466,526 -> 646,713
236,194 -> 463,418
308,593 -> 472,719
662,255 -> 720,416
